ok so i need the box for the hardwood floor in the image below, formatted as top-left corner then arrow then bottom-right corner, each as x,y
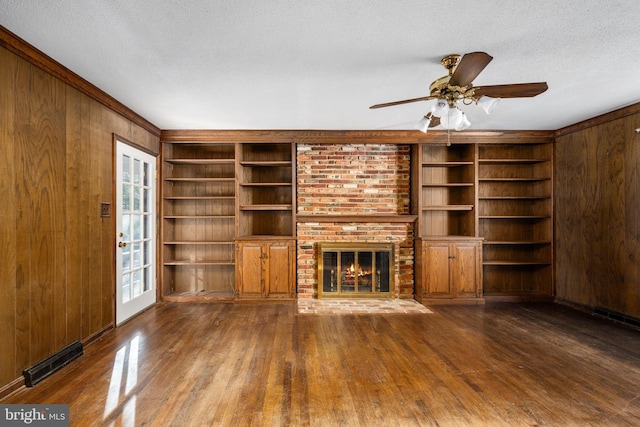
3,302 -> 640,426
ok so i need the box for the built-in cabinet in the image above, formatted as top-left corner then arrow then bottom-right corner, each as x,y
413,143 -> 484,304
235,239 -> 296,300
160,136 -> 296,302
415,237 -> 483,304
413,140 -> 553,302
235,142 -> 296,300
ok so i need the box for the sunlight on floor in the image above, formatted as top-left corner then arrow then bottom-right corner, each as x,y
103,335 -> 140,426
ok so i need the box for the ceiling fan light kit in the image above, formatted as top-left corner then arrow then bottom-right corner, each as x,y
371,51 -> 548,133
416,115 -> 432,133
477,96 -> 500,114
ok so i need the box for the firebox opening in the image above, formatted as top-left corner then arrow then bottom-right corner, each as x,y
318,242 -> 394,299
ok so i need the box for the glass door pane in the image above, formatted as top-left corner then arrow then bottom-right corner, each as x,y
322,251 -> 338,293
357,251 -> 373,292
340,252 -> 355,292
376,251 -> 390,292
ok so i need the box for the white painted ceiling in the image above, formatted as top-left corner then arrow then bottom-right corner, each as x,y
1,1 -> 640,131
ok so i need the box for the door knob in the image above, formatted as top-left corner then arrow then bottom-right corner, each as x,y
118,242 -> 127,248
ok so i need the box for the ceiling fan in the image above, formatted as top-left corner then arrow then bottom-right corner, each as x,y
370,52 -> 548,132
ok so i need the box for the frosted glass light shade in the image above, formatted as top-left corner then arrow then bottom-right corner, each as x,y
455,112 -> 471,131
440,107 -> 463,129
416,115 -> 431,133
478,96 -> 500,114
431,99 -> 449,117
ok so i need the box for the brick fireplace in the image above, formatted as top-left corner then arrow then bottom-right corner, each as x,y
296,144 -> 415,299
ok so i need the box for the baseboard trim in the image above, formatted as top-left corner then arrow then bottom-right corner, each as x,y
0,377 -> 25,402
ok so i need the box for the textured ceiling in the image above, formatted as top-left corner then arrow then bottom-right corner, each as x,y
1,0 -> 640,131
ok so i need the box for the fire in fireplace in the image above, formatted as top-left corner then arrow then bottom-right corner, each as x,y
318,242 -> 394,298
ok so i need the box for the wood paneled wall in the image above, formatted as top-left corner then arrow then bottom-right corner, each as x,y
555,112 -> 640,317
0,45 -> 159,394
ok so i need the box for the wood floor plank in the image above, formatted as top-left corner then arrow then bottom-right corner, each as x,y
3,302 -> 640,426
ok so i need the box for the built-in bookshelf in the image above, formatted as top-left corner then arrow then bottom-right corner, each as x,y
414,143 -> 477,237
413,143 -> 483,304
161,141 -> 236,301
477,143 -> 553,298
237,142 -> 296,238
235,142 -> 296,300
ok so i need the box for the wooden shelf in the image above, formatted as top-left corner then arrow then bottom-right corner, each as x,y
422,161 -> 474,167
164,215 -> 235,219
483,261 -> 551,266
422,205 -> 474,211
165,158 -> 235,165
483,241 -> 551,245
164,177 -> 235,182
164,241 -> 234,245
478,158 -> 549,164
164,260 -> 235,266
479,178 -> 550,182
240,205 -> 292,211
239,182 -> 292,187
479,215 -> 550,219
164,196 -> 235,200
423,183 -> 474,187
479,196 -> 550,200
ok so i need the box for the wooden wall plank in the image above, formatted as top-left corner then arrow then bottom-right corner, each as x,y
555,113 -> 640,318
0,47 -> 18,386
87,101 -> 105,334
100,108 -> 115,329
23,65 -> 67,363
14,56 -> 34,372
600,120 -> 626,310
65,86 -> 91,343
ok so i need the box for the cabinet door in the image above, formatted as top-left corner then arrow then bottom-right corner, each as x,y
237,243 -> 264,298
424,242 -> 453,298
266,242 -> 294,298
452,242 -> 480,298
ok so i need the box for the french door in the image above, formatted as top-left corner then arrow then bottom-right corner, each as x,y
115,140 -> 157,325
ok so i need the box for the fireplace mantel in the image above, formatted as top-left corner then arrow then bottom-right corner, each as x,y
296,214 -> 417,223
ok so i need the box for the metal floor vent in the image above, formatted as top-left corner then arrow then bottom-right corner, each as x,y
594,307 -> 640,329
23,341 -> 83,387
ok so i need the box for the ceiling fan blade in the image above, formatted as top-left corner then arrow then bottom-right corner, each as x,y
473,82 -> 548,98
448,52 -> 493,87
429,116 -> 440,128
370,96 -> 435,109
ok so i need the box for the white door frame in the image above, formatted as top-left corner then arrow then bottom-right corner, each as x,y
115,138 -> 157,325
